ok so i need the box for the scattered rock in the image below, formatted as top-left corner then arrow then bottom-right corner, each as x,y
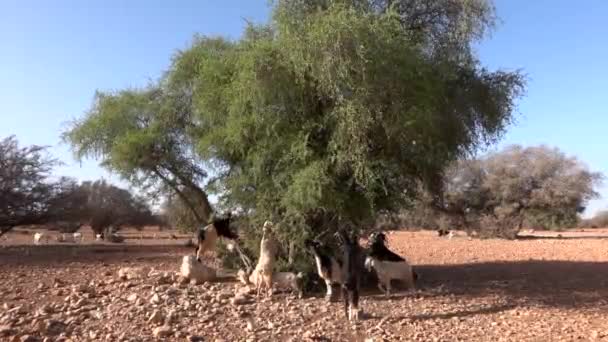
20,335 -> 41,342
231,294 -> 250,305
148,310 -> 164,325
45,319 -> 66,336
153,325 -> 173,338
150,293 -> 161,305
127,293 -> 138,302
118,267 -> 148,280
0,325 -> 16,336
188,335 -> 205,342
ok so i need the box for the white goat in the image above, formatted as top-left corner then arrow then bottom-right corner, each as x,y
33,232 -> 47,245
58,233 -> 75,243
243,270 -> 304,298
73,232 -> 83,242
365,232 -> 416,296
251,220 -> 278,297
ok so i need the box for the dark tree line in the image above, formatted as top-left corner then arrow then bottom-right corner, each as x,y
0,136 -> 159,239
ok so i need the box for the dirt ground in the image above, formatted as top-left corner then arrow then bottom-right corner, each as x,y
2,228 -> 608,341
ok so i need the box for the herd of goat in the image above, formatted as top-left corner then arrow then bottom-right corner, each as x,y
195,213 -> 428,322
26,214 -> 455,323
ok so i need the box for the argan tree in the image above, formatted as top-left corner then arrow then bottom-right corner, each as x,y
65,0 -> 525,267
436,145 -> 603,237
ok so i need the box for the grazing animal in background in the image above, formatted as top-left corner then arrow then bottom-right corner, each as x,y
365,232 -> 417,296
304,238 -> 344,302
335,229 -> 364,322
33,232 -> 47,245
195,212 -> 239,262
437,229 -> 450,237
73,232 -> 83,242
251,220 -> 278,297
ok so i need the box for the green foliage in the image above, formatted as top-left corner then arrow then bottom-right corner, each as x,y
63,85 -> 213,226
179,1 -> 523,234
65,0 -> 525,268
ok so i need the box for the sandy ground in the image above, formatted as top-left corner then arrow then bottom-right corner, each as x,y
2,228 -> 608,341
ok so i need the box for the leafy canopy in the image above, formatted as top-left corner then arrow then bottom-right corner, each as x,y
65,0 -> 525,241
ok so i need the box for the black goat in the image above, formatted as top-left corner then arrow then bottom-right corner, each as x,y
195,212 -> 239,262
304,238 -> 344,301
366,232 -> 418,296
335,229 -> 364,322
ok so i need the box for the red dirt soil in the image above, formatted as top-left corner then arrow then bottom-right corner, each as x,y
2,228 -> 608,341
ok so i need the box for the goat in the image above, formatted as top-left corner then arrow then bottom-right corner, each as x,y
304,239 -> 343,302
251,220 -> 278,297
365,232 -> 416,297
58,233 -> 75,243
335,229 -> 364,322
437,229 -> 450,237
73,232 -> 83,243
33,232 -> 47,245
243,269 -> 304,299
195,212 -> 239,262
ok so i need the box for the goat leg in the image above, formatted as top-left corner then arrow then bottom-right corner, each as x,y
351,289 -> 360,321
342,286 -> 349,320
324,280 -> 333,302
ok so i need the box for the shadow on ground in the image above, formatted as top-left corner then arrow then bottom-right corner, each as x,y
3,244 -> 608,310
412,260 -> 608,309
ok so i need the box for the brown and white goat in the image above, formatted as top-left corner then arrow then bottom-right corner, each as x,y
251,220 -> 278,297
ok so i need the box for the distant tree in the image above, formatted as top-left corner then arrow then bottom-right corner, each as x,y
581,210 -> 608,229
74,180 -> 159,238
435,145 -> 603,238
0,136 -> 77,236
160,188 -> 209,233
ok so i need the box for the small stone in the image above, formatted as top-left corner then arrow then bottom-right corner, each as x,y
45,320 -> 66,336
127,293 -> 138,302
153,325 -> 172,338
0,325 -> 16,336
230,294 -> 250,306
150,293 -> 161,305
246,319 -> 254,332
148,310 -> 164,324
20,335 -> 41,342
165,310 -> 176,325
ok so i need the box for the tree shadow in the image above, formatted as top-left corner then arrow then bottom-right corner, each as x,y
516,235 -> 608,240
399,303 -> 517,322
414,260 -> 608,309
0,244 -> 191,266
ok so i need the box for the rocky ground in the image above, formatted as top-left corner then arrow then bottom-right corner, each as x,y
2,228 -> 608,341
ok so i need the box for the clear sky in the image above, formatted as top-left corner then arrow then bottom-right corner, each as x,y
1,1 -> 607,217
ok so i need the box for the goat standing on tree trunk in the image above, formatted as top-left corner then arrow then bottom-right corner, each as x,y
195,212 -> 239,262
250,220 -> 278,298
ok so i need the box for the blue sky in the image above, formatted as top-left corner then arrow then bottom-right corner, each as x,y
1,1 -> 607,217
